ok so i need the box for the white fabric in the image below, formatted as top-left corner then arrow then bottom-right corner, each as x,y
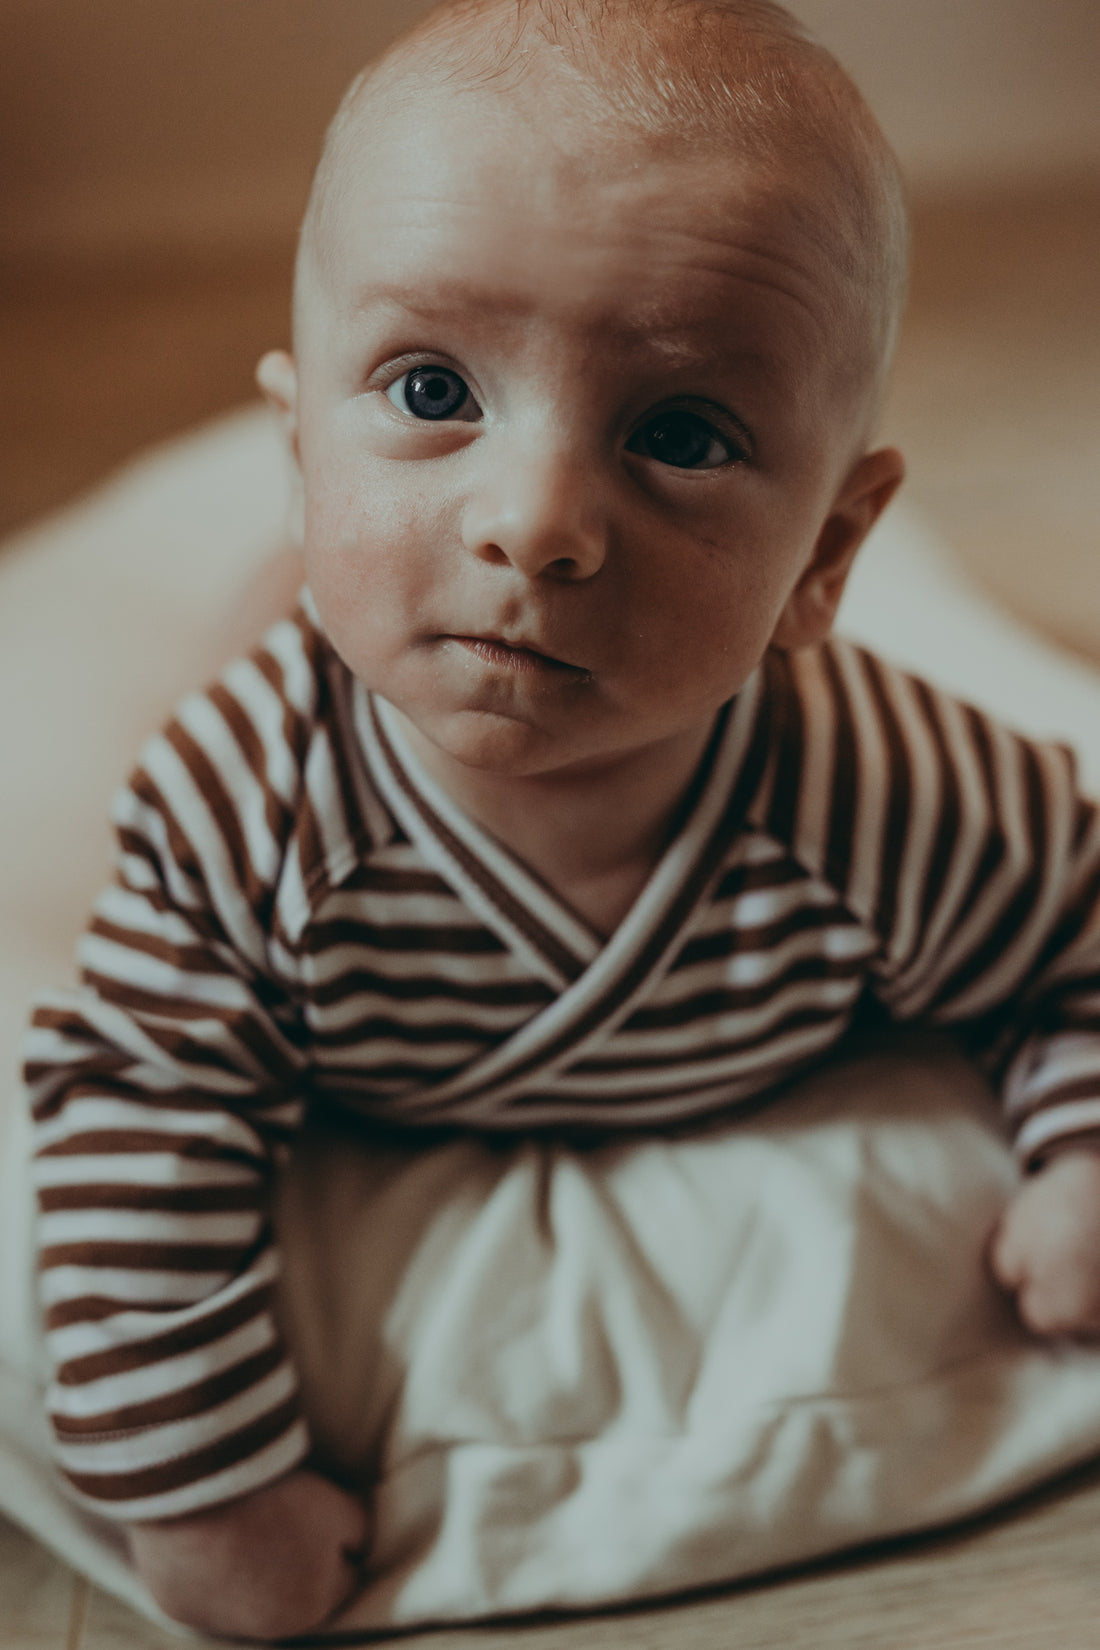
3,406 -> 1100,1641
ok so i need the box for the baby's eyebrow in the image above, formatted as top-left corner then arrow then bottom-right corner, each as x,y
345,280 -> 789,385
349,279 -> 534,321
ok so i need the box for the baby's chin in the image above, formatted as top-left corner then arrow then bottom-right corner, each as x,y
394,700 -> 604,783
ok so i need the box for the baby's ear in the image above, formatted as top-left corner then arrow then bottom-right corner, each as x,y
256,351 -> 304,545
771,446 -> 905,650
256,350 -> 301,464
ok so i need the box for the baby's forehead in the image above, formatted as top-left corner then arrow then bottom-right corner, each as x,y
311,56 -> 851,278
298,1 -> 906,403
308,82 -> 851,325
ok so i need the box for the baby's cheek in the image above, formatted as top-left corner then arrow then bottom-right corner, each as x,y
630,574 -> 775,707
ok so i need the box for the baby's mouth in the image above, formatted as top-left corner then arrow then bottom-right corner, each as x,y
448,634 -> 590,679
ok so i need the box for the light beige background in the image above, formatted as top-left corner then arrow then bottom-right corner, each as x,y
3,0 -> 1099,265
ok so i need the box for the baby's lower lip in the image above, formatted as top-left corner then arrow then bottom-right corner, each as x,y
450,636 -> 587,677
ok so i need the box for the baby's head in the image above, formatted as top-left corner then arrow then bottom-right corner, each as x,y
299,0 -> 907,407
260,0 -> 908,782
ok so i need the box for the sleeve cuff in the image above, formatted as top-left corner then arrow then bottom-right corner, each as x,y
53,1371 -> 311,1522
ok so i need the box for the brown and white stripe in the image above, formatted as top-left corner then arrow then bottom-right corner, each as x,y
24,600 -> 1100,1518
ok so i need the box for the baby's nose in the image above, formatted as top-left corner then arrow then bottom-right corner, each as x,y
460,442 -> 608,580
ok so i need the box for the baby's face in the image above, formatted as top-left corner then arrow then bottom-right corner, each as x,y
277,73 -> 897,782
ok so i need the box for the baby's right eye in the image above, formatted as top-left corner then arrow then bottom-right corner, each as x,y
386,366 -> 480,422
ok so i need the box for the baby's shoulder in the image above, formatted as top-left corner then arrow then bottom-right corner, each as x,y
764,633 -> 1044,773
755,636 -> 1082,927
114,602 -> 395,943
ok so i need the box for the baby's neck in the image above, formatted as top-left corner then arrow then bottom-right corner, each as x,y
395,717 -> 717,939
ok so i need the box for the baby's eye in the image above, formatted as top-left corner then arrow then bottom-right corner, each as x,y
626,409 -> 743,470
386,365 -> 479,422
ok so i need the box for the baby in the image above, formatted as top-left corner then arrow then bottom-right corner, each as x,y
24,0 -> 1100,1639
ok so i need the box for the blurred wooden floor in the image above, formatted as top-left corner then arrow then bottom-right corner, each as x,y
11,1452 -> 1100,1649
3,181 -> 1100,1648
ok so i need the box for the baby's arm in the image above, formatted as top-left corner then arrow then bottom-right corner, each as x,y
990,1149 -> 1100,1338
128,1468 -> 369,1641
25,618 -> 378,1634
840,668 -> 1100,1338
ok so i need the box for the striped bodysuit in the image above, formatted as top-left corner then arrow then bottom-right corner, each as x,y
25,598 -> 1100,1520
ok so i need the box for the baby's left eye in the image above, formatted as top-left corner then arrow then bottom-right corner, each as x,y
386,366 -> 480,422
626,410 -> 743,470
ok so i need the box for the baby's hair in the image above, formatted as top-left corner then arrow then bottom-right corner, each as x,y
297,0 -> 908,415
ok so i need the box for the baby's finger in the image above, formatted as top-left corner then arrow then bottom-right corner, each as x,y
1015,1270 -> 1100,1340
308,1479 -> 372,1624
325,1536 -> 372,1626
987,1208 -> 1027,1288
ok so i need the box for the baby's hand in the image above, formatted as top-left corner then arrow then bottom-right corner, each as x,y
990,1149 -> 1100,1338
127,1467 -> 369,1641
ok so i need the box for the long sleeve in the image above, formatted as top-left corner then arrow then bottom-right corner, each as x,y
771,641 -> 1100,1167
25,647 -> 316,1522
892,721 -> 1100,1164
